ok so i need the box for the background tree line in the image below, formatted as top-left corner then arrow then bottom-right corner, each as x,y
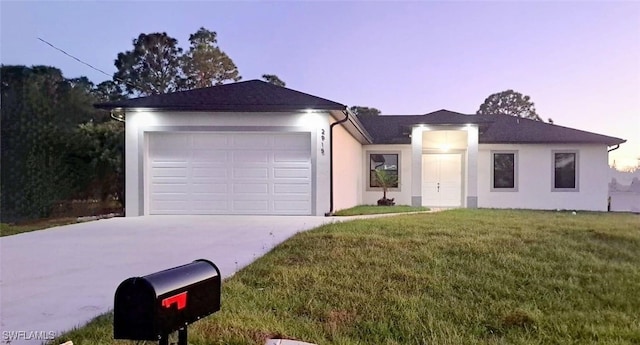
352,89 -> 545,121
1,65 -> 125,222
2,27 -> 287,223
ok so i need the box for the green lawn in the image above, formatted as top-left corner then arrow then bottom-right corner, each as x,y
53,209 -> 640,344
0,218 -> 78,237
333,204 -> 429,216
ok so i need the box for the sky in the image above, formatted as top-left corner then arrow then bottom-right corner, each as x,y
1,0 -> 639,169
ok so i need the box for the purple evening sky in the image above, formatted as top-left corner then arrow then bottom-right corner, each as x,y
1,1 -> 638,168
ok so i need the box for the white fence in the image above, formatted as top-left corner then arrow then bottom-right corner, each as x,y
609,177 -> 640,213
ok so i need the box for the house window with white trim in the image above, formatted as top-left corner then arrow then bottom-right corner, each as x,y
492,151 -> 517,191
553,151 -> 578,190
369,153 -> 399,188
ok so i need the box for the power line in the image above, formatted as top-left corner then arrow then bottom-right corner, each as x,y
37,37 -> 113,79
37,37 -> 139,91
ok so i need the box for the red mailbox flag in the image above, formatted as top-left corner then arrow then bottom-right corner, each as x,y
162,292 -> 188,310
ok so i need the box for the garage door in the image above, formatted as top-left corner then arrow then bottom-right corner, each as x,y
148,132 -> 312,215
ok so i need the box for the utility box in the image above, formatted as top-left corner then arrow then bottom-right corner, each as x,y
113,259 -> 221,341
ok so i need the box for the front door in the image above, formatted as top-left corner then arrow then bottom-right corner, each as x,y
422,153 -> 462,207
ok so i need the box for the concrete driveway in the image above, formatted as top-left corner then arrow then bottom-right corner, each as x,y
0,215 -> 339,344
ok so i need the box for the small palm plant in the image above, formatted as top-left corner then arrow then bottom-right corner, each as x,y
374,169 -> 397,206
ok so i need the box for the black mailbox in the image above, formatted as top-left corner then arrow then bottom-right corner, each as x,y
114,259 -> 221,341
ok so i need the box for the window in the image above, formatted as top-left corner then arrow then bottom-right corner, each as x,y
553,152 -> 578,190
369,153 -> 399,188
491,151 -> 517,191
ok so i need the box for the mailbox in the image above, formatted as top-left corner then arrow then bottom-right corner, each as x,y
114,259 -> 221,341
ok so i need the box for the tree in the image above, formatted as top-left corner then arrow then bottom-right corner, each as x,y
262,74 -> 286,87
182,27 -> 241,88
113,32 -> 185,96
93,80 -> 127,102
59,76 -> 108,125
67,121 -> 125,204
1,65 -> 123,222
349,106 -> 381,117
477,90 -> 542,121
1,65 -> 100,221
67,76 -> 94,94
374,170 -> 397,206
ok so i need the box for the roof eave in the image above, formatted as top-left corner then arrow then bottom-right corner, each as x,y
346,109 -> 374,144
93,104 -> 346,112
330,109 -> 374,144
479,139 -> 627,146
606,139 -> 627,146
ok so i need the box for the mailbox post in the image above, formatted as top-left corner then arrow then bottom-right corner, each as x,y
114,259 -> 221,345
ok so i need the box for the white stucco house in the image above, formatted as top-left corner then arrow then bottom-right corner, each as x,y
96,80 -> 626,216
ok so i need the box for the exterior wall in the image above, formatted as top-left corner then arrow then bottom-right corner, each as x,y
332,117 -> 363,212
362,144 -> 413,205
478,143 -> 610,211
125,110 -> 331,216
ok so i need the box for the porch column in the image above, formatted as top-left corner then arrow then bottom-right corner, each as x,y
466,125 -> 479,208
411,126 -> 423,206
125,113 -> 142,216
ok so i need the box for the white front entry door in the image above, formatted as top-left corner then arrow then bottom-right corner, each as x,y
422,153 -> 462,207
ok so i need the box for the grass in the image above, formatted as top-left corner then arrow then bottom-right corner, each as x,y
52,209 -> 640,344
333,204 -> 429,216
0,218 -> 78,237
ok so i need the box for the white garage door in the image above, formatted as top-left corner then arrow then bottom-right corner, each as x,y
148,132 -> 312,215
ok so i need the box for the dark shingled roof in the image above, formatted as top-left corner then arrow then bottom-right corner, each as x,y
476,114 -> 625,145
358,110 -> 490,144
94,79 -> 347,112
358,110 -> 626,146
